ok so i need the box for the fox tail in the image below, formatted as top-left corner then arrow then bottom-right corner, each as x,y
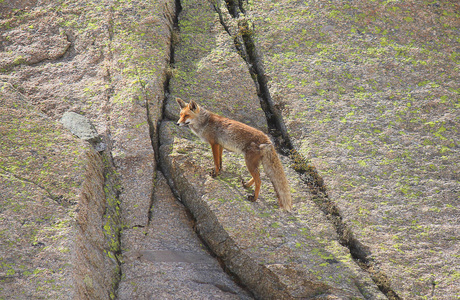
261,144 -> 292,211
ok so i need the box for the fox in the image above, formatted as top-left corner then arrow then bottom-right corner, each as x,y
176,98 -> 292,211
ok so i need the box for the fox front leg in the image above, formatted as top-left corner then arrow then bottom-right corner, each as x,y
242,177 -> 255,189
210,143 -> 223,177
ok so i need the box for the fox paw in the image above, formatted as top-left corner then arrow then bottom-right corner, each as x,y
210,170 -> 219,178
247,195 -> 256,202
241,179 -> 249,189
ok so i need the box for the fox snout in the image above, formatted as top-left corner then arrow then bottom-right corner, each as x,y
176,119 -> 189,126
176,118 -> 190,126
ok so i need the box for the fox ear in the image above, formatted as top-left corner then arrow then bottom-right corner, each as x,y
189,100 -> 199,112
176,98 -> 187,109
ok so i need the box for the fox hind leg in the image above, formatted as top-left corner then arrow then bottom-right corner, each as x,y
244,152 -> 261,202
218,144 -> 223,170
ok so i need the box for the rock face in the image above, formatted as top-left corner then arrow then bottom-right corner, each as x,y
0,83 -> 86,299
118,172 -> 252,299
1,0 -> 459,299
239,1 -> 460,298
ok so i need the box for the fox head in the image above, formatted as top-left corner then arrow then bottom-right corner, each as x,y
176,98 -> 200,126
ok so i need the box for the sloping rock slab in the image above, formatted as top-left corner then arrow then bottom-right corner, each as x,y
108,0 -> 176,229
0,83 -> 86,299
242,0 -> 460,298
159,120 -> 385,299
118,172 -> 252,299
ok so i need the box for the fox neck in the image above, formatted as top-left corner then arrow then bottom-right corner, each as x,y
189,109 -> 209,138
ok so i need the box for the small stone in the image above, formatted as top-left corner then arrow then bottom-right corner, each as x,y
94,142 -> 106,152
60,112 -> 100,143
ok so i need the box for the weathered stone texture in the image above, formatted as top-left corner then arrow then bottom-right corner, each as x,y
0,0 -> 170,298
118,172 -> 252,299
1,0 -> 252,299
0,83 -> 86,299
158,0 -> 387,298
242,0 -> 460,298
2,0 -> 458,299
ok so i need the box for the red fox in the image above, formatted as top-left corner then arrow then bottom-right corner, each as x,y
176,98 -> 292,211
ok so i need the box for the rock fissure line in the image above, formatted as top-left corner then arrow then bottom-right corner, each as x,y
100,5 -> 123,298
211,4 -> 231,35
100,152 -> 123,299
214,0 -> 293,154
217,1 -> 401,299
135,68 -> 157,229
177,200 -> 254,297
0,166 -> 64,204
152,0 -> 182,194
152,0 -> 181,169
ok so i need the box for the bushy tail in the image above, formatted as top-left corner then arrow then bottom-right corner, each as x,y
261,144 -> 292,211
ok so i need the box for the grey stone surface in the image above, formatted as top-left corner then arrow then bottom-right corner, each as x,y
0,0 -> 175,298
0,80 -> 86,299
61,111 -> 100,143
118,172 -> 252,300
240,0 -> 460,298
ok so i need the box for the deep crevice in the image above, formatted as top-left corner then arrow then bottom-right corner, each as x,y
146,0 -> 254,297
150,0 -> 182,190
138,0 -> 183,227
181,201 -> 256,298
218,1 -> 401,299
101,5 -> 123,298
217,0 -> 293,155
152,175 -> 256,298
100,151 -> 123,299
211,4 -> 231,35
146,175 -> 156,227
152,0 -> 181,185
238,21 -> 294,155
136,70 -> 157,228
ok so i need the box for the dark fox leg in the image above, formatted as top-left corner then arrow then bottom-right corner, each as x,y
218,144 -> 223,170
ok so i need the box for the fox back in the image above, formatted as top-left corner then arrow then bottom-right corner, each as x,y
176,99 -> 271,154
